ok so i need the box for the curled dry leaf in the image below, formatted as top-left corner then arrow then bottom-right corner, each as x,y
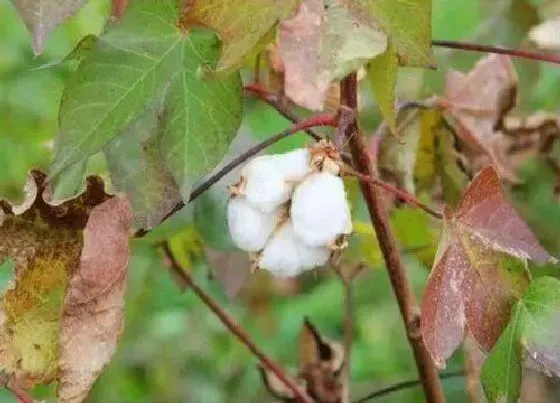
0,170 -> 133,403
260,318 -> 343,402
421,166 -> 556,368
443,54 -> 518,180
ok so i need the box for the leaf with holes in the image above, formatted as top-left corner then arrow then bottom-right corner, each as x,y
52,1 -> 242,201
12,0 -> 88,54
278,0 -> 387,110
0,171 -> 133,403
186,0 -> 301,71
421,166 -> 556,368
481,276 -> 560,403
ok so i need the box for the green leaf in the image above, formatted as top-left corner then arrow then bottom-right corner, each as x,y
160,30 -> 242,199
367,41 -> 397,134
52,2 -> 184,176
188,0 -> 300,71
104,110 -> 182,229
52,2 -> 243,202
358,0 -> 434,67
481,276 -> 560,403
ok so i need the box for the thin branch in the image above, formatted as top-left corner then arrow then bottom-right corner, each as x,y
341,277 -> 353,403
161,243 -> 315,403
245,83 -> 323,141
353,371 -> 464,403
135,114 -> 335,237
341,166 -> 443,219
432,40 -> 560,65
339,73 -> 446,403
0,373 -> 34,403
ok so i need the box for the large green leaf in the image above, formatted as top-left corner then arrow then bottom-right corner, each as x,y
104,110 -> 182,229
53,2 -> 182,176
52,1 -> 243,202
160,31 -> 242,199
481,276 -> 560,402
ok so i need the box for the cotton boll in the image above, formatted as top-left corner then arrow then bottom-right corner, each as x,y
242,155 -> 292,213
291,172 -> 351,247
275,148 -> 312,182
227,196 -> 279,252
259,221 -> 330,277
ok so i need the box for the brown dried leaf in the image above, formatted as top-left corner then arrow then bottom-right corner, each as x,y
443,54 -> 518,178
0,171 -> 110,387
13,0 -> 88,54
279,0 -> 386,110
58,196 -> 133,403
422,166 -> 556,368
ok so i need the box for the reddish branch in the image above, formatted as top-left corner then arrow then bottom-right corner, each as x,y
110,0 -> 128,20
162,243 -> 314,403
0,374 -> 34,403
341,167 -> 443,219
245,83 -> 323,141
432,40 -> 560,65
339,73 -> 446,403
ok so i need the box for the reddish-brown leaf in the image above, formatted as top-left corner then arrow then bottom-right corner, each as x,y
443,54 -> 518,179
58,196 -> 133,403
422,166 -> 556,368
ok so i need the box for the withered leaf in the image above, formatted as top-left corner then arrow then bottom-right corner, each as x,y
0,170 -> 133,403
443,54 -> 518,179
0,171 -> 107,386
421,166 -> 556,368
58,195 -> 133,403
260,319 -> 343,403
279,0 -> 386,110
13,0 -> 88,54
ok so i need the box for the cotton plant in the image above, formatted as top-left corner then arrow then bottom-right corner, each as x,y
227,141 -> 352,277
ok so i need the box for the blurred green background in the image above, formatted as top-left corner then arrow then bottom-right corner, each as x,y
1,0 -> 559,402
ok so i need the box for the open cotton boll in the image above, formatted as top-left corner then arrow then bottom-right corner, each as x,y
259,221 -> 330,277
275,148 -> 312,182
291,172 -> 351,247
242,155 -> 293,213
227,196 -> 279,252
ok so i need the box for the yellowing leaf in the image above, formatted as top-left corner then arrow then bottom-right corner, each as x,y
187,0 -> 300,71
351,221 -> 383,268
0,171 -> 134,403
367,41 -> 398,134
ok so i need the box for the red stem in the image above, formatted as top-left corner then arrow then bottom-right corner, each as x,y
110,0 -> 128,20
162,244 -> 314,403
432,39 -> 560,65
342,169 -> 443,219
339,73 -> 446,403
